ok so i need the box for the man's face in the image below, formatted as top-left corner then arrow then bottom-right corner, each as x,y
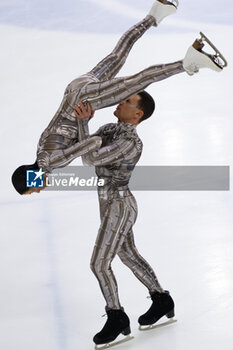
114,94 -> 143,124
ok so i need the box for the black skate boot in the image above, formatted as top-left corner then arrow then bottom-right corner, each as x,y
138,290 -> 175,327
93,308 -> 131,347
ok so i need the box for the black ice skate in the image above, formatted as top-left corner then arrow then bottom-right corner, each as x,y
183,32 -> 228,76
93,308 -> 133,349
138,291 -> 176,330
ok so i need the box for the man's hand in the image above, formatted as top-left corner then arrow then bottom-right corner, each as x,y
74,101 -> 94,120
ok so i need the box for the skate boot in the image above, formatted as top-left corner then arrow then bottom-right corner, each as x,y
138,290 -> 175,328
183,32 -> 228,76
149,0 -> 179,26
93,308 -> 132,349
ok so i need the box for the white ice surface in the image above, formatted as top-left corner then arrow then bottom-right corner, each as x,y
1,1 -> 233,350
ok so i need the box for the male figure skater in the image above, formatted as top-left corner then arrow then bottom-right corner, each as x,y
74,95 -> 171,346
11,0 -> 226,195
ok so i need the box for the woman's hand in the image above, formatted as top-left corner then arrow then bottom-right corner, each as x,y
74,101 -> 94,120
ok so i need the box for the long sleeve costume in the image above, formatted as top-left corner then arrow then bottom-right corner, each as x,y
78,119 -> 164,309
36,15 -> 184,173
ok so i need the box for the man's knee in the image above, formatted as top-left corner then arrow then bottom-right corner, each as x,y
90,259 -> 98,275
90,256 -> 111,276
117,249 -> 128,265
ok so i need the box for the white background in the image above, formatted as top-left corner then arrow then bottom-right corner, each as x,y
1,1 -> 233,349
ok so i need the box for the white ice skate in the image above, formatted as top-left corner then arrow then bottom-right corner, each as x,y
149,0 -> 179,26
183,32 -> 228,76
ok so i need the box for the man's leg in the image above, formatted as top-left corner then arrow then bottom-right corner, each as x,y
91,197 -> 138,345
118,230 -> 175,327
118,229 -> 164,294
90,199 -> 136,309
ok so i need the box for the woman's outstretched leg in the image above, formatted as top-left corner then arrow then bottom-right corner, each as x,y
88,15 -> 155,81
88,0 -> 179,81
80,60 -> 184,110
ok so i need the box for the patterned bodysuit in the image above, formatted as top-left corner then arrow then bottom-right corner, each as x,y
77,120 -> 164,309
36,14 -> 185,309
36,15 -> 184,173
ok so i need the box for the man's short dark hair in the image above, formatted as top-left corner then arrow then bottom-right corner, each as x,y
137,90 -> 155,123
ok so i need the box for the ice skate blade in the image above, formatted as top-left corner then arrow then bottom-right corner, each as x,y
158,0 -> 179,7
199,32 -> 227,68
139,318 -> 177,331
183,31 -> 227,75
94,335 -> 134,350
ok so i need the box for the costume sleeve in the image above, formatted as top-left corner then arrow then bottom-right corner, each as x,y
37,136 -> 102,172
77,120 -> 138,166
76,118 -> 91,140
37,151 -> 52,173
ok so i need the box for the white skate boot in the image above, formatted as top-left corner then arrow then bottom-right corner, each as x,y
149,0 -> 179,26
183,32 -> 228,76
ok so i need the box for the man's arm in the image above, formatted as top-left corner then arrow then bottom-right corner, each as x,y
75,102 -> 138,167
79,138 -> 137,167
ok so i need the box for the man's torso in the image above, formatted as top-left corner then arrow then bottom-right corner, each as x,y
94,122 -> 143,203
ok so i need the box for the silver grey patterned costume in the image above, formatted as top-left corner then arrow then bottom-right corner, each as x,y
36,14 -> 185,309
77,120 -> 164,309
36,15 -> 184,173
